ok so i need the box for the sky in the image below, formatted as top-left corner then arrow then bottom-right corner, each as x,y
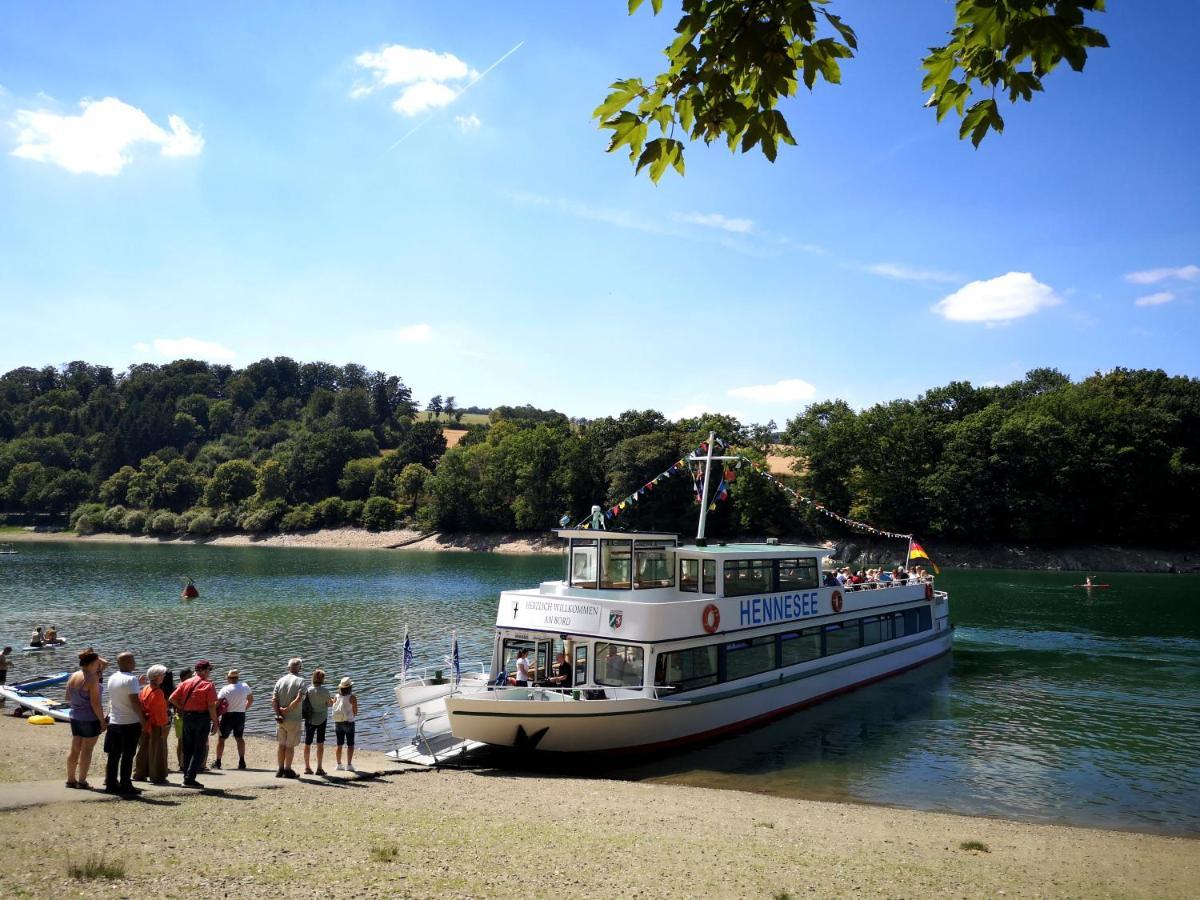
1,1 -> 1197,426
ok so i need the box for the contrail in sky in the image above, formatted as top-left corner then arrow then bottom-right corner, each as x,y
383,40 -> 525,155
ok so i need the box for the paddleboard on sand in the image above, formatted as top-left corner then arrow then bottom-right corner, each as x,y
0,685 -> 71,721
13,671 -> 70,691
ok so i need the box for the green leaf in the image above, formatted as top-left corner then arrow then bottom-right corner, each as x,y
635,137 -> 682,182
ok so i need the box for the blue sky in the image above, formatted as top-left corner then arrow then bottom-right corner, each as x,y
1,1 -> 1197,425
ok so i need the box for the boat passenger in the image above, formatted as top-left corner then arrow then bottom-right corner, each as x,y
65,648 -> 106,790
822,570 -> 840,587
508,649 -> 532,687
604,646 -> 626,683
30,626 -> 43,648
837,568 -> 849,586
878,569 -> 893,585
545,652 -> 572,688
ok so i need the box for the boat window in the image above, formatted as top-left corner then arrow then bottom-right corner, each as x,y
501,639 -> 537,681
634,543 -> 673,589
918,606 -> 932,632
778,558 -> 819,591
599,540 -> 632,590
679,558 -> 699,593
780,627 -> 822,666
824,621 -> 862,656
862,616 -> 884,646
570,540 -> 597,589
702,559 -> 716,594
900,609 -> 919,637
574,644 -> 588,686
723,635 -> 776,681
723,559 -> 774,597
654,645 -> 717,694
595,642 -> 644,687
878,614 -> 894,642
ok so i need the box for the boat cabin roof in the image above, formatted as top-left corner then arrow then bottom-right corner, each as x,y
554,529 -> 826,559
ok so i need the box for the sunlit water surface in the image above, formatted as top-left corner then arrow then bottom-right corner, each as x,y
2,543 -> 1197,835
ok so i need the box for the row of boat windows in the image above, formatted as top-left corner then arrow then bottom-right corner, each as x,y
654,606 -> 934,694
500,606 -> 933,693
568,539 -> 821,595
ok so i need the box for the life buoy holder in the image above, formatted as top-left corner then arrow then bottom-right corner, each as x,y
925,583 -> 934,601
701,603 -> 720,634
831,589 -> 843,613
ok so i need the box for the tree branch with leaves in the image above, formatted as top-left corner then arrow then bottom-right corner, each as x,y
595,0 -> 1108,181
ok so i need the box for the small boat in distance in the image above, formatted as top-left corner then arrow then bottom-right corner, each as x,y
430,432 -> 952,755
0,542 -> 17,555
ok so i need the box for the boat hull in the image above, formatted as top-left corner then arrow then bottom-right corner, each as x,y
446,628 -> 952,752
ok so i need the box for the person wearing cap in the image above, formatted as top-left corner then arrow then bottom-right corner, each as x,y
169,660 -> 219,788
331,677 -> 359,773
271,658 -> 306,779
133,665 -> 170,784
214,669 -> 254,771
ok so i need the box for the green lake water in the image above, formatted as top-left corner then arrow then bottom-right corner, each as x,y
2,542 -> 1198,835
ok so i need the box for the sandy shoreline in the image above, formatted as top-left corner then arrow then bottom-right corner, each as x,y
2,526 -> 561,555
0,715 -> 1197,897
6,527 -> 1196,572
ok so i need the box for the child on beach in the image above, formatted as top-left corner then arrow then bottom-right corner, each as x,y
332,677 -> 358,773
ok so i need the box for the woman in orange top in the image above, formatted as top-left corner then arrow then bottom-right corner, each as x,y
134,665 -> 170,784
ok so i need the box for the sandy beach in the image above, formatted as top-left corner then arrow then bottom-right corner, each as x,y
0,714 -> 1196,898
1,527 -> 561,555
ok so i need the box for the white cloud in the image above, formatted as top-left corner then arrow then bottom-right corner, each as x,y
727,379 -> 817,404
676,212 -> 754,234
353,45 -> 477,117
11,97 -> 203,175
1134,291 -> 1175,307
864,262 -> 960,284
932,272 -> 1061,323
134,337 -> 234,362
394,324 -> 433,343
1124,265 -> 1199,285
454,113 -> 481,133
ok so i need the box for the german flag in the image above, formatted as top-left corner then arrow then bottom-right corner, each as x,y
909,541 -> 940,575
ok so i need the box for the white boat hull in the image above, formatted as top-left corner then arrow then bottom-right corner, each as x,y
445,628 -> 952,752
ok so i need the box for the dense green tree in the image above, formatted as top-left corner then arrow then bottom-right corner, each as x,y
397,463 -> 432,509
596,0 -> 1109,181
339,458 -> 382,502
204,459 -> 257,507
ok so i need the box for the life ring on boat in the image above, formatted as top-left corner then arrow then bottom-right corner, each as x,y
701,604 -> 720,634
831,590 -> 843,613
924,583 -> 934,601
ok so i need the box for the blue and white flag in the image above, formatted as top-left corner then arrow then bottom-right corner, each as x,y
402,629 -> 414,675
451,632 -> 461,686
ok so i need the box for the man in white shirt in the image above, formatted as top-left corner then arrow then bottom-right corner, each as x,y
214,669 -> 254,771
104,651 -> 146,795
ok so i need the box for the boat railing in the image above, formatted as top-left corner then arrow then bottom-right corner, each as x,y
840,577 -> 934,592
463,683 -> 679,702
393,662 -> 489,684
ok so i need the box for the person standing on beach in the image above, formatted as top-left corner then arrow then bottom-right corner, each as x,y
332,677 -> 358,773
271,658 -> 305,779
103,651 -> 147,795
172,667 -> 191,770
302,668 -> 333,776
65,648 -> 105,789
169,660 -> 218,788
133,665 -> 170,784
0,647 -> 11,701
214,669 -> 253,770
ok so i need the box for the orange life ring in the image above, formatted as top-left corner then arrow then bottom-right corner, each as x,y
924,582 -> 934,601
831,589 -> 843,613
701,603 -> 720,634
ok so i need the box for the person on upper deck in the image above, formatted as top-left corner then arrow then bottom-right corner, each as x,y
878,569 -> 893,585
823,570 -> 840,587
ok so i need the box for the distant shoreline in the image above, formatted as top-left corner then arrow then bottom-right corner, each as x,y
4,527 -> 1197,573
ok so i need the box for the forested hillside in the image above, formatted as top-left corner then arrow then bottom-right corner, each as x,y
0,361 -> 1196,546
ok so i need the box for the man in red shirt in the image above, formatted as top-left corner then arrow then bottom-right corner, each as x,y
169,659 -> 219,788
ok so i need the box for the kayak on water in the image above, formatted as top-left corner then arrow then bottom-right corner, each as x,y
1073,584 -> 1111,588
13,671 -> 71,691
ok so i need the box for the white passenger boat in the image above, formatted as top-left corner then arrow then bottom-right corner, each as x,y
439,434 -> 952,754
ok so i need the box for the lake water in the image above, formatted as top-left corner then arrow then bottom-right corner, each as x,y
2,542 -> 1198,835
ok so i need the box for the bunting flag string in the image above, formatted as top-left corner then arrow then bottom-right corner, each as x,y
576,439 -> 907,541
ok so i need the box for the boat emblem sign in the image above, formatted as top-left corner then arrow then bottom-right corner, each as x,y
609,610 -> 623,630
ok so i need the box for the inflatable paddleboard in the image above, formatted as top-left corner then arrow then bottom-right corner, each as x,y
0,685 -> 71,721
20,640 -> 68,654
13,671 -> 70,692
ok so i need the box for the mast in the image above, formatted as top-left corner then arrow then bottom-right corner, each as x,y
690,431 -> 738,546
